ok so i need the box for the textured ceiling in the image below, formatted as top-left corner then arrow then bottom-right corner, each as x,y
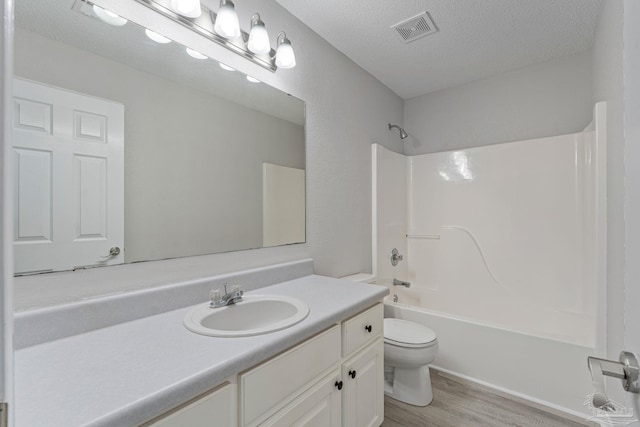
275,0 -> 602,99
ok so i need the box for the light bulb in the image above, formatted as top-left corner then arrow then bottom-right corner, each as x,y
145,29 -> 171,44
219,63 -> 235,71
214,0 -> 241,39
275,36 -> 296,69
248,14 -> 270,54
170,0 -> 202,18
186,48 -> 207,59
92,5 -> 128,26
246,76 -> 260,83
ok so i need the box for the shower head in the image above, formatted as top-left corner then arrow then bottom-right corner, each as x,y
388,123 -> 408,139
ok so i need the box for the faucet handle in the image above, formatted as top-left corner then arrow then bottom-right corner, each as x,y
210,289 -> 222,305
232,285 -> 243,296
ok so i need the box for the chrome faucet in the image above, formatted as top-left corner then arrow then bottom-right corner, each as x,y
210,284 -> 243,308
393,279 -> 411,288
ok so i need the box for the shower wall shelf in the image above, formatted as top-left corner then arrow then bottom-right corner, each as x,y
406,234 -> 441,239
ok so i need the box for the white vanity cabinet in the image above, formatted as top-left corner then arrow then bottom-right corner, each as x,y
259,370 -> 342,426
342,341 -> 384,427
143,303 -> 384,427
341,304 -> 384,427
239,325 -> 342,426
240,303 -> 384,427
143,380 -> 237,427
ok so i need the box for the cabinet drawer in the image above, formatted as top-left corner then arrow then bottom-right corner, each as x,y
144,381 -> 236,427
240,325 -> 341,426
342,304 -> 383,357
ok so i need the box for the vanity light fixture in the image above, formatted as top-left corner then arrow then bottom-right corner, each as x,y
275,32 -> 296,69
247,13 -> 270,54
92,5 -> 128,26
169,0 -> 201,18
219,63 -> 236,71
129,0 -> 297,72
186,47 -> 208,59
246,75 -> 260,83
145,29 -> 172,44
214,0 -> 241,39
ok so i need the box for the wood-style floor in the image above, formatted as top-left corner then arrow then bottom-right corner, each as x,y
382,370 -> 597,427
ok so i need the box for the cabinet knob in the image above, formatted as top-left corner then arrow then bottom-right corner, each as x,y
334,380 -> 343,390
349,370 -> 357,379
365,325 -> 372,333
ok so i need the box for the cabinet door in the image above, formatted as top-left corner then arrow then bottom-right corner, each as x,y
240,325 -> 340,426
146,381 -> 236,427
342,339 -> 384,427
261,371 -> 341,427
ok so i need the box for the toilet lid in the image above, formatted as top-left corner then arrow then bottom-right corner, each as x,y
384,318 -> 437,347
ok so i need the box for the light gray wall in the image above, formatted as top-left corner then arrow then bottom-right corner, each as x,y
14,28 -> 305,263
403,52 -> 593,155
591,0 -> 625,404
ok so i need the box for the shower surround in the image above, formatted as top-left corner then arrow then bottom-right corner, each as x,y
373,103 -> 606,417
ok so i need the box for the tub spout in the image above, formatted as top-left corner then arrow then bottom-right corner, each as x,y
393,279 -> 411,288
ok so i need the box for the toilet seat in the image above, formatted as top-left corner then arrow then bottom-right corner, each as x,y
384,318 -> 437,349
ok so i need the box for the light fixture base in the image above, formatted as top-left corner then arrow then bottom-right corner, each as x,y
125,0 -> 278,72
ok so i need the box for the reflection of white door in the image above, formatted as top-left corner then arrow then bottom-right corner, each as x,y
12,78 -> 124,274
262,163 -> 305,247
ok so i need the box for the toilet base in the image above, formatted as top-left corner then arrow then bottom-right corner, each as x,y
384,365 -> 433,406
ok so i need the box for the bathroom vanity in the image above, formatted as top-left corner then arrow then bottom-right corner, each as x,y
14,269 -> 387,426
148,304 -> 383,427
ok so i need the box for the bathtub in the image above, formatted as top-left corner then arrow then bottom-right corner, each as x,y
382,287 -> 595,419
371,111 -> 608,420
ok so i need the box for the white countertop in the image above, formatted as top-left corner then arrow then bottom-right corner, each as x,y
15,275 -> 387,427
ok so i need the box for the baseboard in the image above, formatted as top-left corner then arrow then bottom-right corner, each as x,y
430,365 -> 596,426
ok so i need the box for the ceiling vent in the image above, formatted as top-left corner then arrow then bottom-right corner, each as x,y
391,12 -> 438,43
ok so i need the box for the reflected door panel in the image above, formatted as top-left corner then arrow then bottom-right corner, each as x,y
13,78 -> 124,274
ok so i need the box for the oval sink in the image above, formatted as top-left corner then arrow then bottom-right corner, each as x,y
184,295 -> 310,337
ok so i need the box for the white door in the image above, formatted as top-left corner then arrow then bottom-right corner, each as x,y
12,78 -> 124,274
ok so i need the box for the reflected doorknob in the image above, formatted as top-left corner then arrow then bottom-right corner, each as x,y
101,247 -> 121,259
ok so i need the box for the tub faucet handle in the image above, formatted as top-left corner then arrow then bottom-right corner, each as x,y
391,248 -> 404,266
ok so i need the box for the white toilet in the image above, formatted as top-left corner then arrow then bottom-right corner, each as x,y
340,273 -> 439,406
383,318 -> 438,406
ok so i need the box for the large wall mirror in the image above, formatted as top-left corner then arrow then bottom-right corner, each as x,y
13,0 -> 305,275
